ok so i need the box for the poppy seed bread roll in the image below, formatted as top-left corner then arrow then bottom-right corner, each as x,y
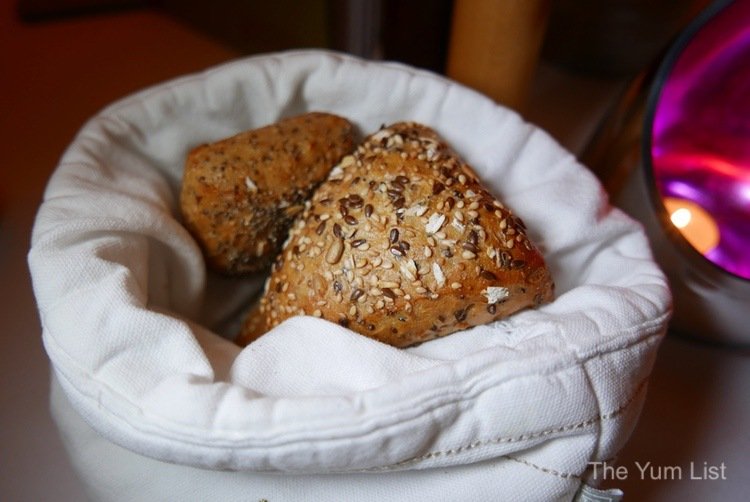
180,112 -> 355,274
238,122 -> 554,347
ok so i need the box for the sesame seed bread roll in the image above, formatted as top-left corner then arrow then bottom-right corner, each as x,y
238,122 -> 554,348
180,112 -> 355,275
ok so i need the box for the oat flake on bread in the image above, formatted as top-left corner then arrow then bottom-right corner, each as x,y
238,122 -> 554,348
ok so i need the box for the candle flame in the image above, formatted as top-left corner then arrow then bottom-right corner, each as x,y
663,197 -> 719,254
670,207 -> 692,228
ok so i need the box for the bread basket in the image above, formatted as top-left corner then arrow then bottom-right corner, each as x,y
29,50 -> 670,501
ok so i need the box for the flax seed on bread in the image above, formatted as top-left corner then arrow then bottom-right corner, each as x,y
180,112 -> 355,275
237,122 -> 554,348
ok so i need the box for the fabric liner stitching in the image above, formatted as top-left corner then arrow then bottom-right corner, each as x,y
358,374 -> 649,473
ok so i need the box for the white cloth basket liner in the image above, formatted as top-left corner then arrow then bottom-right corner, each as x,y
29,50 -> 670,498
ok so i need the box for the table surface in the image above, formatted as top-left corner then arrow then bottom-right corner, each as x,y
1,5 -> 748,501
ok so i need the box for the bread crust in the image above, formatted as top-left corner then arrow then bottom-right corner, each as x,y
180,112 -> 355,274
239,122 -> 554,347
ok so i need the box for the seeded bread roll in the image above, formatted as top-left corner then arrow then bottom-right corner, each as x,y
238,122 -> 554,348
180,112 -> 355,274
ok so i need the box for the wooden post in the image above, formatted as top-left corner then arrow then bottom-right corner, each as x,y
446,0 -> 550,111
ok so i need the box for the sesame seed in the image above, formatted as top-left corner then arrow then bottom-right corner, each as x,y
379,281 -> 400,289
341,155 -> 355,167
348,305 -> 357,317
451,282 -> 462,290
424,246 -> 433,258
461,250 -> 477,260
313,309 -> 322,317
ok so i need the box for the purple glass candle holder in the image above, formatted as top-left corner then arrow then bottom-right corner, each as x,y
649,0 -> 750,280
